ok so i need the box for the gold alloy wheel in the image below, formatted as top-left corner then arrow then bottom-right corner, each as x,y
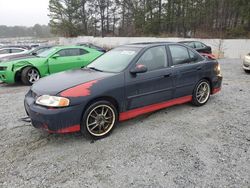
86,104 -> 116,137
196,82 -> 210,104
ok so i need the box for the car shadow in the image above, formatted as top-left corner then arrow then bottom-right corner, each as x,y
24,102 -> 204,145
0,81 -> 27,88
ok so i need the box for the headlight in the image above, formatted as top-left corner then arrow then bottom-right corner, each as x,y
36,95 -> 70,107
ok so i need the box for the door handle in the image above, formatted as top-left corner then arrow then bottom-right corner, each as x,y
164,73 -> 172,77
196,66 -> 202,70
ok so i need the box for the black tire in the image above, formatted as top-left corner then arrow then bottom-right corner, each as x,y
21,67 -> 40,85
192,79 -> 211,106
81,100 -> 118,139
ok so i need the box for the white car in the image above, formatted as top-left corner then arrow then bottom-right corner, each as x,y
0,47 -> 28,58
243,53 -> 250,73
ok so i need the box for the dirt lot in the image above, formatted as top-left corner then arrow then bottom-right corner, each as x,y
0,59 -> 249,188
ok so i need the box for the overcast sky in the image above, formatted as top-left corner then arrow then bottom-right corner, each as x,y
0,0 -> 50,26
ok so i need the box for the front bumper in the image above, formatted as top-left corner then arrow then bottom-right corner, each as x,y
243,56 -> 250,70
243,62 -> 250,70
0,68 -> 15,83
24,91 -> 85,133
211,75 -> 223,94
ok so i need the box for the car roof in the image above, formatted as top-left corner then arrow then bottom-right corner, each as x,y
178,41 -> 201,43
0,47 -> 27,50
122,42 -> 182,48
51,45 -> 101,52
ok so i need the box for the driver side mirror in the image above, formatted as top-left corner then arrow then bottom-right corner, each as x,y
52,54 -> 60,59
130,64 -> 148,74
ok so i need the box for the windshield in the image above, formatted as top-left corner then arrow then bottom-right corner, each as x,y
87,47 -> 140,72
37,48 -> 57,58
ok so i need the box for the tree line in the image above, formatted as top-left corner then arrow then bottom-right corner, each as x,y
49,0 -> 250,38
0,24 -> 52,38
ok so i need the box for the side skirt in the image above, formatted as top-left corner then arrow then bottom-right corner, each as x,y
119,95 -> 192,121
47,124 -> 81,134
212,87 -> 221,95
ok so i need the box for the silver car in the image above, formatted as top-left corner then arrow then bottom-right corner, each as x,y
243,53 -> 250,73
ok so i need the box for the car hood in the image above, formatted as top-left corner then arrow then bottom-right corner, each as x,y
31,68 -> 116,96
0,57 -> 46,67
0,54 -> 34,63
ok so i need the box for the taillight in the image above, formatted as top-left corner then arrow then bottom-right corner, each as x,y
214,63 -> 221,74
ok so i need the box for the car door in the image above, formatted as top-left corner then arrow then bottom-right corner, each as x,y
168,44 -> 205,98
48,48 -> 87,73
125,45 -> 174,110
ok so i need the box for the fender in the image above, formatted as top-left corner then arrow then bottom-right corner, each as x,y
12,61 -> 33,72
12,60 -> 50,77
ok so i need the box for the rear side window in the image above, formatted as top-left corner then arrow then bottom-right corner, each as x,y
136,46 -> 167,71
80,49 -> 88,55
169,45 -> 190,65
0,49 -> 10,54
189,50 -> 203,63
169,45 -> 202,65
58,48 -> 87,57
11,49 -> 24,53
194,42 -> 205,48
184,42 -> 195,48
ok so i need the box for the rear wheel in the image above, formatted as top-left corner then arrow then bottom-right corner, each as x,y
192,79 -> 211,106
21,67 -> 40,85
244,69 -> 250,73
81,100 -> 118,139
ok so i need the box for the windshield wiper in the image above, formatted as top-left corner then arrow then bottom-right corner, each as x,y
86,67 -> 103,72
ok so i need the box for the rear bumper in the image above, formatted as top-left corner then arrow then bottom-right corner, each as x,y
211,75 -> 222,94
24,93 -> 85,133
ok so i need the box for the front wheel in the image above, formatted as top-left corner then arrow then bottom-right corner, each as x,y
192,79 -> 211,106
81,101 -> 118,139
21,67 -> 40,85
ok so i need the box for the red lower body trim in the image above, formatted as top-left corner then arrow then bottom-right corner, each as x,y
47,124 -> 81,134
212,87 -> 221,94
119,95 -> 192,121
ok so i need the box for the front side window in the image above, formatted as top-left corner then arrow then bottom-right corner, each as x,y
136,46 -> 167,71
195,42 -> 205,48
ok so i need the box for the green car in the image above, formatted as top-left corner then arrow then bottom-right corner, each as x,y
0,46 -> 103,85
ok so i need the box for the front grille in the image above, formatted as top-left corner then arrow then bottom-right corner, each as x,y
30,90 -> 38,98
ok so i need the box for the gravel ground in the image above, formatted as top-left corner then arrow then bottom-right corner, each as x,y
0,59 -> 249,188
